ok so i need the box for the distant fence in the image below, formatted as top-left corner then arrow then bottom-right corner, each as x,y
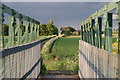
0,36 -> 54,79
79,40 -> 120,78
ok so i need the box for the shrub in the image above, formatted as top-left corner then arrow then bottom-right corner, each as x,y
73,64 -> 79,75
41,64 -> 47,75
41,37 -> 59,60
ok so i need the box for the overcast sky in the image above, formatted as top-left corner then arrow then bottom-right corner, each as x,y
3,2 -> 107,29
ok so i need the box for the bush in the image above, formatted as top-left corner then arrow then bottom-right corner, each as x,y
42,53 -> 53,60
58,61 -> 67,70
41,37 -> 59,60
41,64 -> 47,75
73,64 -> 79,75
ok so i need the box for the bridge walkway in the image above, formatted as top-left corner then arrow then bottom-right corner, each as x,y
39,70 -> 79,80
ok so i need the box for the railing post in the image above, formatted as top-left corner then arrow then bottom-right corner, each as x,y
34,24 -> 37,40
25,21 -> 30,43
83,25 -> 86,41
118,24 -> 120,54
87,23 -> 90,43
0,12 -> 4,49
104,13 -> 112,52
85,24 -> 88,42
0,5 -> 4,79
87,23 -> 91,44
116,2 -> 120,78
95,18 -> 98,47
88,22 -> 92,44
86,23 -> 88,43
29,22 -> 34,42
80,25 -> 83,40
117,1 -> 120,54
91,19 -> 95,46
8,14 -> 16,47
96,17 -> 102,48
37,24 -> 40,39
17,16 -> 23,45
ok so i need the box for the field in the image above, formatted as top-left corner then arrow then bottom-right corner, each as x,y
44,36 -> 80,72
52,36 -> 80,60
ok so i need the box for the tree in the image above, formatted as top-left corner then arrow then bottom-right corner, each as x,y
40,24 -> 48,36
52,25 -> 58,35
60,27 -> 70,34
3,24 -> 9,36
40,24 -> 58,36
49,18 -> 53,24
47,19 -> 58,35
39,19 -> 58,36
46,24 -> 58,35
68,26 -> 76,32
60,26 -> 76,36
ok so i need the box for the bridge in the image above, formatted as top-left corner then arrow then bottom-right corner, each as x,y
0,1 -> 120,79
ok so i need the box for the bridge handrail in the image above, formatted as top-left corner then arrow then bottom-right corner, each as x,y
0,2 -> 41,49
0,36 -> 54,79
79,40 -> 120,78
0,36 -> 55,57
80,1 -> 120,53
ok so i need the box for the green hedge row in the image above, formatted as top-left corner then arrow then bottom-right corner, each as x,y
41,36 -> 59,60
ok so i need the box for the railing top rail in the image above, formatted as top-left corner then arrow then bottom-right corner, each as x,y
0,36 -> 55,58
0,2 -> 40,24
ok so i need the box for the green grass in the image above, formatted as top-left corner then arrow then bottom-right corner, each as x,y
44,36 -> 80,72
52,36 -> 80,60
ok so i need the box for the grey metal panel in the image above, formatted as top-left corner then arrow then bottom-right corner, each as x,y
0,50 -> 3,79
2,40 -> 41,58
0,33 -> 54,79
79,40 -> 120,78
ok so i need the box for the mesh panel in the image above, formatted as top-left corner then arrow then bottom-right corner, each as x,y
79,40 -> 120,78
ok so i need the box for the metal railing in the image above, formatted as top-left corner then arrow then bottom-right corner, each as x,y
79,1 -> 120,78
0,2 -> 55,79
0,36 -> 54,79
79,40 -> 120,78
80,1 -> 120,53
0,2 -> 40,49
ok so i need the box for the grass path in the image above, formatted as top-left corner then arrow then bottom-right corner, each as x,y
52,37 -> 80,60
44,36 -> 80,73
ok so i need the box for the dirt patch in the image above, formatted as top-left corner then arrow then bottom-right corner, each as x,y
52,55 -> 59,60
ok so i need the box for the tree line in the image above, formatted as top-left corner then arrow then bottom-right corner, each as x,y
40,19 -> 58,36
60,26 -> 80,36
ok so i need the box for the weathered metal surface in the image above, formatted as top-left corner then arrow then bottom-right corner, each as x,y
0,36 -> 54,79
0,2 -> 40,49
80,1 -> 120,53
1,39 -> 41,78
79,1 -> 120,78
0,2 -> 55,79
79,40 -> 120,78
118,23 -> 120,54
